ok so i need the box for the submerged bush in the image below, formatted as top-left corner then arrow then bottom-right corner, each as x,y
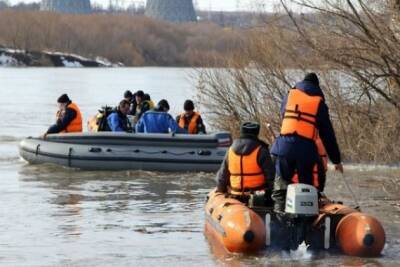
197,1 -> 400,164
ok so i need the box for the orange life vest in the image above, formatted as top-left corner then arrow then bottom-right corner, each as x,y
292,164 -> 320,188
315,135 -> 328,172
292,134 -> 328,188
228,145 -> 266,195
178,112 -> 201,134
280,89 -> 323,140
60,102 -> 83,133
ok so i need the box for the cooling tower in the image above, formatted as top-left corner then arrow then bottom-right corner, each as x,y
40,0 -> 92,14
145,0 -> 197,23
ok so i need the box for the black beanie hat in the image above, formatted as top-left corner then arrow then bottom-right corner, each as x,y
303,72 -> 320,87
183,100 -> 195,111
57,94 -> 70,103
144,93 -> 151,101
124,90 -> 133,99
157,99 -> 170,111
135,90 -> 144,98
240,122 -> 260,137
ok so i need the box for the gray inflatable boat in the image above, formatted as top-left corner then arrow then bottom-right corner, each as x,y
19,132 -> 231,172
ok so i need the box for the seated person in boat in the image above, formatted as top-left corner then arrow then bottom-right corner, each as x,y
176,100 -> 206,135
45,94 -> 82,136
144,93 -> 155,110
133,90 -> 154,123
107,100 -> 132,132
136,99 -> 187,134
216,122 -> 275,206
124,90 -> 137,116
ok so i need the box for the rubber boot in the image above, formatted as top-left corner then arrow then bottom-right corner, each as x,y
271,176 -> 289,214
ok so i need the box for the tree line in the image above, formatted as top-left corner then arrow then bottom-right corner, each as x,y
0,10 -> 246,66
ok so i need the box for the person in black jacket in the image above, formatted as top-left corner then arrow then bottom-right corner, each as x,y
124,90 -> 137,116
133,90 -> 152,123
216,122 -> 275,206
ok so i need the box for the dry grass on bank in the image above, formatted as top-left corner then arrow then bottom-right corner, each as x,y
0,10 -> 246,66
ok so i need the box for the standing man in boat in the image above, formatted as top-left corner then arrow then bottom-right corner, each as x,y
107,100 -> 132,132
271,73 -> 343,215
44,94 -> 82,136
136,99 -> 187,134
176,100 -> 206,134
216,122 -> 275,206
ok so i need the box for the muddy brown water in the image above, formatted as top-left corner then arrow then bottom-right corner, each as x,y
0,68 -> 399,266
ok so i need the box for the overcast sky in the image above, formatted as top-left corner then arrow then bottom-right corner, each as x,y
8,0 -> 284,12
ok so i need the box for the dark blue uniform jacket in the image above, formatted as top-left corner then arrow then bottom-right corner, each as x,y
271,81 -> 341,165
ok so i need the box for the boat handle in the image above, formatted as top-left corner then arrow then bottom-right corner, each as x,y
198,150 -> 211,156
89,147 -> 102,153
35,144 -> 41,156
68,147 -> 73,167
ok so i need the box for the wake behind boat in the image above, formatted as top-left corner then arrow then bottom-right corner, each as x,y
19,132 -> 231,172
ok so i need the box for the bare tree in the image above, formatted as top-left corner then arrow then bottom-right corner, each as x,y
196,1 -> 400,163
280,0 -> 400,112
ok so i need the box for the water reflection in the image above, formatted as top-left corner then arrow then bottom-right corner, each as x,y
10,164 -> 400,266
18,164 -> 215,237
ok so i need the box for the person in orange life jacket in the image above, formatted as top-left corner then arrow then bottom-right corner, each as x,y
176,100 -> 206,134
45,94 -> 82,136
270,73 -> 343,214
216,122 -> 275,206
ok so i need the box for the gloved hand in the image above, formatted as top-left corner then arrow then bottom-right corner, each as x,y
335,163 -> 344,173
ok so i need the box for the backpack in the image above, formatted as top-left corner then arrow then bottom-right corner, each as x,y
97,106 -> 115,132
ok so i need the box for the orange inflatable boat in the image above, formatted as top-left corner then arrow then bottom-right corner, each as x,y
310,199 -> 385,257
204,188 -> 385,257
204,191 -> 267,253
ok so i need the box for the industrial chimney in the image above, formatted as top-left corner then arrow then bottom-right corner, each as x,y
40,0 -> 92,14
145,0 -> 197,23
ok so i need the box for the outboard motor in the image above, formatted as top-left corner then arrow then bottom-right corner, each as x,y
285,183 -> 319,216
284,184 -> 319,250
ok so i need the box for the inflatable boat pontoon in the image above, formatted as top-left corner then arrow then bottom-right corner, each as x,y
19,132 -> 231,172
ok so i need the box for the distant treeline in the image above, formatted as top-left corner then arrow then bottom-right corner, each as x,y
0,1 -> 39,11
0,10 -> 246,66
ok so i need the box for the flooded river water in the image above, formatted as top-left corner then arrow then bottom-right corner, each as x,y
0,68 -> 399,266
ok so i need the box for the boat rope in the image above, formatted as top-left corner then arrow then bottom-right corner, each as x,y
102,148 -> 202,156
340,173 -> 360,208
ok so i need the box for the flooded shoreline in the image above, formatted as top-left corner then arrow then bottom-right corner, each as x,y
0,68 -> 399,266
1,158 -> 399,266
